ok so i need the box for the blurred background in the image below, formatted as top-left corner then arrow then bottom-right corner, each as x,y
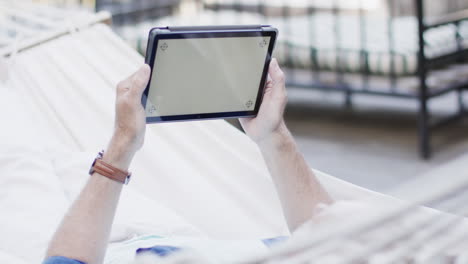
5,0 -> 468,194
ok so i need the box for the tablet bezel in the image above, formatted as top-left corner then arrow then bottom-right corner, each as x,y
142,26 -> 277,123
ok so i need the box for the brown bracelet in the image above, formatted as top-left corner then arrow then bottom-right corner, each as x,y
89,151 -> 132,184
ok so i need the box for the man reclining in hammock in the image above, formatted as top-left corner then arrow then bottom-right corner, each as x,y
43,59 -> 332,264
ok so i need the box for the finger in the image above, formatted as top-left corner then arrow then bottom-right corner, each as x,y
261,74 -> 274,98
265,74 -> 273,88
239,116 -> 253,124
130,64 -> 151,98
268,58 -> 286,97
117,66 -> 139,94
116,78 -> 131,95
238,117 -> 253,129
267,74 -> 272,83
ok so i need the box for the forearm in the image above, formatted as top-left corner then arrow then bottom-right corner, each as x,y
45,65 -> 150,264
46,139 -> 132,264
258,122 -> 333,232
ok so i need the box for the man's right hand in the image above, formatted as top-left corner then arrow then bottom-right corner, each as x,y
106,64 -> 151,170
239,58 -> 288,147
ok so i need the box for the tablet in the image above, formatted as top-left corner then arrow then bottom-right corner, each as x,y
142,25 -> 277,123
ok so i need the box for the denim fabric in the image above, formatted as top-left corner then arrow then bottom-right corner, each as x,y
42,237 -> 287,263
261,236 -> 289,247
136,245 -> 182,257
43,256 -> 86,264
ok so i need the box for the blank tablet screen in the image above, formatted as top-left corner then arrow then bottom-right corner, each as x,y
145,36 -> 271,118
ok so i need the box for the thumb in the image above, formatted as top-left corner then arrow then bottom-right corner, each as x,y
131,64 -> 151,97
268,58 -> 286,98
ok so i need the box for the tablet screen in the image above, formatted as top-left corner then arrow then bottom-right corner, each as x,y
145,35 -> 271,119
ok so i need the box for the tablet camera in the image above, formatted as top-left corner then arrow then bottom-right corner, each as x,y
160,42 -> 168,51
245,100 -> 253,108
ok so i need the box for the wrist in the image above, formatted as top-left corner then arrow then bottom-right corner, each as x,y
104,135 -> 137,171
257,121 -> 294,152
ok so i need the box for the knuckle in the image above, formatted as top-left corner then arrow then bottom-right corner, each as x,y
116,81 -> 125,90
122,98 -> 133,108
117,96 -> 132,109
277,71 -> 285,83
117,80 -> 131,92
132,74 -> 145,88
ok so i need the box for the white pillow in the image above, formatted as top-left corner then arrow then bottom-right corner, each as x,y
0,145 -> 203,263
0,250 -> 29,264
49,149 -> 205,241
0,145 -> 68,262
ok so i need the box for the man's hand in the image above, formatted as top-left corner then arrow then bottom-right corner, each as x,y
240,59 -> 332,231
239,58 -> 288,146
46,65 -> 152,264
105,64 -> 151,170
